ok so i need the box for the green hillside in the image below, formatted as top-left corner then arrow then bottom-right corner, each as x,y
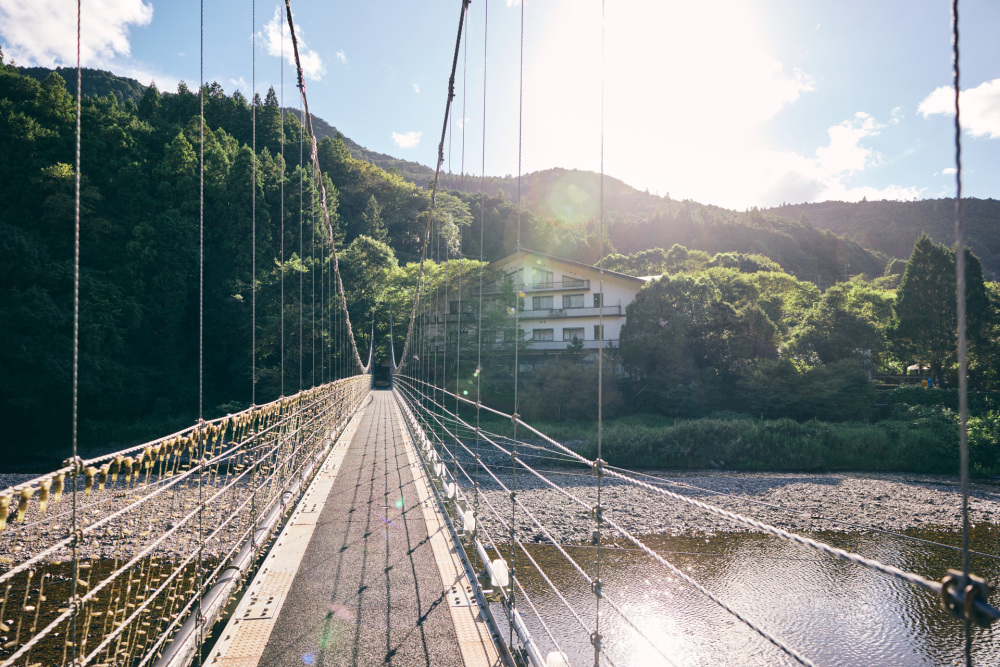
11,66 -> 910,281
764,199 -> 1000,272
19,66 -> 149,104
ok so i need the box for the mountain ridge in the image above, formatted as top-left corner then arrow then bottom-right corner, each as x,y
17,65 -> 1000,275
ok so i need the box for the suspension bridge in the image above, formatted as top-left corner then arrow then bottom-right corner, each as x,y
2,0 -> 999,665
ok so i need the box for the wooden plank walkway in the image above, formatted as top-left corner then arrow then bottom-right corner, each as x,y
207,390 -> 501,667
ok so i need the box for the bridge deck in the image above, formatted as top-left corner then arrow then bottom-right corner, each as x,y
207,390 -> 500,667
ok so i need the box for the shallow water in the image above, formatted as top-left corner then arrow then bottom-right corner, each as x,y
488,525 -> 1000,666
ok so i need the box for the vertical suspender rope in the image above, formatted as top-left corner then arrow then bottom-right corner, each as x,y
456,15 -> 467,416
280,21 -> 285,397
474,0 -> 489,585
252,0 -> 257,406
594,2 -> 605,663
71,1 -> 82,662
951,1 -> 972,664
311,160 -> 316,386
299,102 -> 304,391
195,2 -> 207,663
322,227 -> 326,384
510,0 -> 525,649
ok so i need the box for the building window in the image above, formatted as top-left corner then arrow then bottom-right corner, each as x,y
532,268 -> 553,287
562,294 -> 584,309
563,328 -> 585,341
533,328 -> 554,341
593,292 -> 602,307
593,325 -> 604,341
563,275 -> 585,287
532,295 -> 553,310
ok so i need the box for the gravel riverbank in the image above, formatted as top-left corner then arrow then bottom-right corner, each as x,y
469,466 -> 1000,545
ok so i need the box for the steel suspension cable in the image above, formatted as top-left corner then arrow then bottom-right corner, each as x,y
594,2 -> 606,663
395,0 -> 471,370
951,1 -> 973,663
283,0 -> 367,373
71,1 -> 82,660
606,465 -> 1000,563
311,158 -> 316,386
474,0 -> 489,583
299,98 -> 304,391
195,2 -> 208,662
252,0 -> 257,406
417,377 -> 1000,629
280,20 -> 285,397
509,0 -> 525,649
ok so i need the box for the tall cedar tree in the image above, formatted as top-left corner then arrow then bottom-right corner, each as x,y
890,234 -> 990,383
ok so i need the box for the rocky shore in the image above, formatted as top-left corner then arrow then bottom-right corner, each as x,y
467,463 -> 1000,545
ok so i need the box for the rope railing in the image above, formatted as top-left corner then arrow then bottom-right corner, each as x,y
393,371 -> 1000,665
396,380 -> 671,667
0,376 -> 370,667
394,376 -> 815,664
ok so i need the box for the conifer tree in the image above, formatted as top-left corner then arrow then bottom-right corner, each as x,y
362,194 -> 388,243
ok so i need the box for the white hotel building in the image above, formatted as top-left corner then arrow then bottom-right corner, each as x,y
490,250 -> 647,351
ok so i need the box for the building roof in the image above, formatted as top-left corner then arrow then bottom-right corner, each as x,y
490,249 -> 647,284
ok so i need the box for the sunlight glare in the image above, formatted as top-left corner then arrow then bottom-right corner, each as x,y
525,1 -> 815,208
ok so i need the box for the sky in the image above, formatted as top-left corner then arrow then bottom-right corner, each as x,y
2,0 -> 999,210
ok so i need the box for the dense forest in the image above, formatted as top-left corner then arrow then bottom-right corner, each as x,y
4,62 -> 1000,472
766,198 -> 1000,277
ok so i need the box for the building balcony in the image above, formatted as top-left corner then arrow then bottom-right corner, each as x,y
483,280 -> 590,295
428,305 -> 622,324
520,279 -> 590,292
521,305 -> 622,319
526,339 -> 618,350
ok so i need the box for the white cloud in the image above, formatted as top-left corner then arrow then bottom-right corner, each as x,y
392,131 -> 422,148
0,0 -> 152,67
413,83 -> 420,94
890,106 -> 903,124
258,7 -> 326,81
335,50 -> 347,65
456,116 -> 470,129
506,0 -> 522,6
942,167 -> 958,175
229,77 -> 249,93
752,112 -> 922,205
918,78 -> 1000,139
814,112 -> 884,176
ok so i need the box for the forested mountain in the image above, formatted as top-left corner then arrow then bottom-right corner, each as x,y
16,66 -> 962,282
0,61 -> 461,462
293,108 -> 435,185
6,58 -> 1000,466
19,66 -> 149,104
764,199 -> 1000,272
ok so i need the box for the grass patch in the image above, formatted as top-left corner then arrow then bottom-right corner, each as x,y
463,409 -> 974,475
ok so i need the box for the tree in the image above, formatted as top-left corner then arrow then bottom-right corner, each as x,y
259,87 -> 282,156
362,194 -> 388,243
787,281 -> 890,367
889,234 -> 990,384
619,274 -> 779,415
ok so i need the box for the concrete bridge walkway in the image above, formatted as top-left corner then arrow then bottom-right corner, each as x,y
207,390 -> 501,667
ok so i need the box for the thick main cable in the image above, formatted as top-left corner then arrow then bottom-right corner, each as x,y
396,0 -> 471,370
283,0 -> 367,373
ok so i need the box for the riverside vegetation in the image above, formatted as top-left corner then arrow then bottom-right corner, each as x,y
3,62 -> 1000,473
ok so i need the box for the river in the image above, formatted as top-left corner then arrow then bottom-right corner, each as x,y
486,525 -> 1000,666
